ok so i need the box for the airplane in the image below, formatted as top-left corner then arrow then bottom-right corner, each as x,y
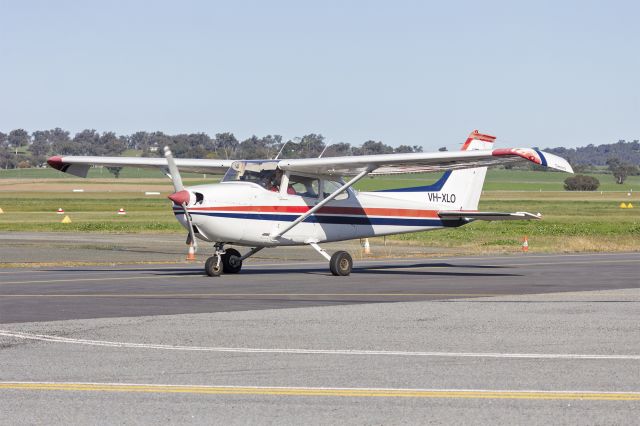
47,130 -> 573,277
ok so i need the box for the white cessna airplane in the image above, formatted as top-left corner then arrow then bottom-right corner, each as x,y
47,130 -> 572,277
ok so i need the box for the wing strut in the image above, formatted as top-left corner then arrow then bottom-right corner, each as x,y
270,168 -> 372,239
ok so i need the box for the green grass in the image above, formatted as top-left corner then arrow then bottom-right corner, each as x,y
353,170 -> 639,192
1,169 -> 639,254
483,170 -> 639,192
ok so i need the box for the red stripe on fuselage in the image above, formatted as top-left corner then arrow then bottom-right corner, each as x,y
182,205 -> 442,218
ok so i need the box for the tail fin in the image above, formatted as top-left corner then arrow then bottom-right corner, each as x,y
439,130 -> 495,210
376,130 -> 495,211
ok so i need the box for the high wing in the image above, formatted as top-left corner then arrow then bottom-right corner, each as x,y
277,147 -> 573,176
47,155 -> 234,177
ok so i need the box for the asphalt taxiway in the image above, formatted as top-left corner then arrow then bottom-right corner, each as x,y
1,252 -> 639,424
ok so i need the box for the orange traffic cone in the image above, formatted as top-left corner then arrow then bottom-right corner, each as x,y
56,208 -> 65,214
117,208 -> 127,215
522,236 -> 529,252
186,244 -> 196,261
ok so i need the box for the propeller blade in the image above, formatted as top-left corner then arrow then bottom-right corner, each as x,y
182,203 -> 198,251
164,146 -> 184,192
164,146 -> 197,252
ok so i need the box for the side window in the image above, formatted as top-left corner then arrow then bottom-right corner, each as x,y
323,180 -> 349,200
288,175 -> 319,198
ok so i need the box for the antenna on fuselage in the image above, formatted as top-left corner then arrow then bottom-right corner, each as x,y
274,141 -> 290,160
318,144 -> 331,158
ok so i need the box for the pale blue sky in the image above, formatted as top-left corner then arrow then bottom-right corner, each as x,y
1,0 -> 638,150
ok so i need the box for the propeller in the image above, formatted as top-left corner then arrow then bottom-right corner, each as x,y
164,146 -> 198,252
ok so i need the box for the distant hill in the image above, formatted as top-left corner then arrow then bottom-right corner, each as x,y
544,140 -> 640,166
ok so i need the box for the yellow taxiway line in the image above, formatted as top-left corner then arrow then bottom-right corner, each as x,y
0,293 -> 501,298
1,382 -> 639,400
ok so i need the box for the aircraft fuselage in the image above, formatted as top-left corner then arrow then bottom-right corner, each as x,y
174,181 -> 464,246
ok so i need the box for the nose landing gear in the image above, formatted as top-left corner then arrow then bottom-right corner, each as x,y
205,244 -> 264,277
204,243 -> 225,277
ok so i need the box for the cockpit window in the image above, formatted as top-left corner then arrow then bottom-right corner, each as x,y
222,161 -> 348,200
222,161 -> 279,190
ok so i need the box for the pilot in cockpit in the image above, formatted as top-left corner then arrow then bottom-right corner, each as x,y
268,169 -> 295,194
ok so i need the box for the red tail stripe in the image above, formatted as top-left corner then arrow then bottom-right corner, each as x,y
461,130 -> 497,151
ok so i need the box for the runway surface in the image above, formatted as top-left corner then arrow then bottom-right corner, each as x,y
1,252 -> 639,424
1,252 -> 639,323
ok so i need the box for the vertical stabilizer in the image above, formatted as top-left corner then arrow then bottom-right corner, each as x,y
375,130 -> 495,211
439,130 -> 495,210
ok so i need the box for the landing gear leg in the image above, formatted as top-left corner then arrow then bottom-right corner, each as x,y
309,242 -> 352,276
205,243 -> 225,277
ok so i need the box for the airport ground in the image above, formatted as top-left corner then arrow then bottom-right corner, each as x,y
0,233 -> 639,424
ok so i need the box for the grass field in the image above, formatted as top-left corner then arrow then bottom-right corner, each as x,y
1,168 -> 639,255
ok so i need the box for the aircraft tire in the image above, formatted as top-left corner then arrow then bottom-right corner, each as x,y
222,248 -> 243,274
205,256 -> 223,277
329,251 -> 352,276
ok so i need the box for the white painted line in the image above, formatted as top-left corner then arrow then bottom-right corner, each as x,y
1,330 -> 639,360
0,275 -> 196,285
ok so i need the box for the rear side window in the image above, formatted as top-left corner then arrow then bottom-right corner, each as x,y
322,180 -> 349,200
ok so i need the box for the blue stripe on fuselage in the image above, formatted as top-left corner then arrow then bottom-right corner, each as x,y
174,211 -> 463,227
374,171 -> 452,193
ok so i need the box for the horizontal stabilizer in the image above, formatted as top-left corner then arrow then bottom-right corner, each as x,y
438,211 -> 542,221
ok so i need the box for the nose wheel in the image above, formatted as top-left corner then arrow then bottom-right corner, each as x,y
205,247 -> 242,277
205,243 -> 233,277
204,254 -> 223,277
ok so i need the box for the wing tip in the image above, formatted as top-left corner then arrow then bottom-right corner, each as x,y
47,156 -> 64,170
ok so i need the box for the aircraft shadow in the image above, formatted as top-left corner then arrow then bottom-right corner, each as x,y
41,262 -> 519,278
147,263 -> 520,278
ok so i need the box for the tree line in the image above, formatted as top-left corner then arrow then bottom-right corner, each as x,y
1,128 -> 638,184
545,140 -> 640,166
0,128 -> 423,170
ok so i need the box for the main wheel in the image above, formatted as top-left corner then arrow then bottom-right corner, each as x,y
222,248 -> 242,273
329,251 -> 353,276
205,256 -> 223,277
